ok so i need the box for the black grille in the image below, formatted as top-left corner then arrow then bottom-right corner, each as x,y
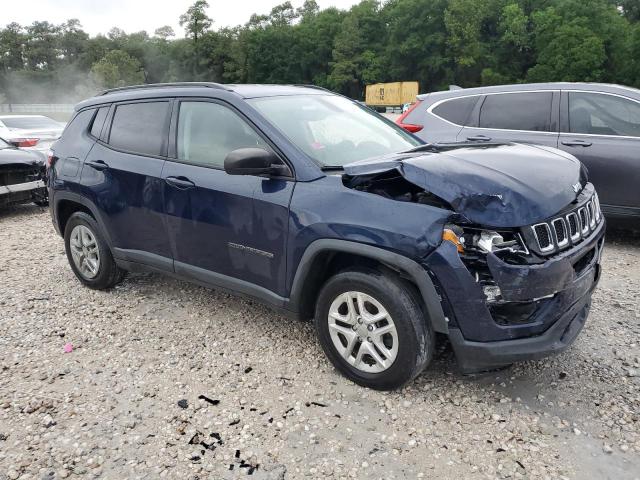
567,214 -> 579,238
553,219 -> 567,244
579,208 -> 588,232
528,192 -> 602,255
534,224 -> 551,250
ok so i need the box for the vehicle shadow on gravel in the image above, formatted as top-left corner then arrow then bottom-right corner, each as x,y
0,203 -> 48,219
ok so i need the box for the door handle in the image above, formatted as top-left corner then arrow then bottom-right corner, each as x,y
467,135 -> 492,142
561,139 -> 592,147
85,160 -> 109,171
165,176 -> 196,190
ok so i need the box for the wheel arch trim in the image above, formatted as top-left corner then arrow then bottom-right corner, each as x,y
288,239 -> 448,333
53,191 -> 114,248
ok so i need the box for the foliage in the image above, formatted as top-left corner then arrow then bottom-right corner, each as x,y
0,0 -> 639,103
90,49 -> 145,88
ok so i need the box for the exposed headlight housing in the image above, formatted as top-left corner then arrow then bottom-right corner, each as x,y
443,225 -> 528,256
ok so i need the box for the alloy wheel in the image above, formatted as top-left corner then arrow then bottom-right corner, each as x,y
69,224 -> 100,279
327,291 -> 399,373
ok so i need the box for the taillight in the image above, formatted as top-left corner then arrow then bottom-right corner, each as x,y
396,101 -> 423,133
46,149 -> 58,169
10,138 -> 40,148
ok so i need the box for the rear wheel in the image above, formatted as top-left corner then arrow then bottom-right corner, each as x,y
314,267 -> 433,390
64,212 -> 125,290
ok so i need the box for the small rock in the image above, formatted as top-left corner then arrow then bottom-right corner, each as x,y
603,444 -> 613,454
177,399 -> 188,409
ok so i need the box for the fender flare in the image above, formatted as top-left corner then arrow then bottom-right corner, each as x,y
53,191 -> 115,248
287,239 -> 448,333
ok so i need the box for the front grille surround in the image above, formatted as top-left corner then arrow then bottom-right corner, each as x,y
532,223 -> 554,252
525,190 -> 602,256
552,218 -> 568,247
566,212 -> 580,242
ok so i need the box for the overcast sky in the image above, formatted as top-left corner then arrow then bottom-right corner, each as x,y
3,0 -> 361,37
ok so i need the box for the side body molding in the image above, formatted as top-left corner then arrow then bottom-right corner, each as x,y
287,239 -> 448,333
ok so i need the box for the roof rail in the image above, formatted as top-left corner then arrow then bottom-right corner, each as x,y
99,82 -> 228,96
292,84 -> 331,92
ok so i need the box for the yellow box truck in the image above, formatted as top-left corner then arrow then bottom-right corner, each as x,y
365,81 -> 419,106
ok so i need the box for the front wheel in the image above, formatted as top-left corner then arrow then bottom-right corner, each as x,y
314,267 -> 434,390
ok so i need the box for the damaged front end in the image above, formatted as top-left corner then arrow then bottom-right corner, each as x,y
0,142 -> 48,208
343,143 -> 604,372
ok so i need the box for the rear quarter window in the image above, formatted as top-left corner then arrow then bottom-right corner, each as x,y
432,96 -> 478,126
108,102 -> 169,156
90,106 -> 110,139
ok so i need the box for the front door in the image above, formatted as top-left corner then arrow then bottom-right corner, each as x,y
162,99 -> 294,299
558,90 -> 640,217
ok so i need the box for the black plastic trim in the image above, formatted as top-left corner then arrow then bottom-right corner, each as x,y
286,239 -> 448,333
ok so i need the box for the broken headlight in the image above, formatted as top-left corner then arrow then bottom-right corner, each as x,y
442,225 -> 528,256
442,225 -> 530,305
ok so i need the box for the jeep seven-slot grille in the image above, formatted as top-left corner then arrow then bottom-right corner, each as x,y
530,193 -> 601,255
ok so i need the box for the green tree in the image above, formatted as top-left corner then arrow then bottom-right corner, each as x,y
90,49 -> 145,88
154,26 -> 175,40
179,0 -> 213,43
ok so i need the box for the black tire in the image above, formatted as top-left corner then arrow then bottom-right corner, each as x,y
314,267 -> 434,390
64,212 -> 126,290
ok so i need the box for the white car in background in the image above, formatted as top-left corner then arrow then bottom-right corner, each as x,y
0,115 -> 65,152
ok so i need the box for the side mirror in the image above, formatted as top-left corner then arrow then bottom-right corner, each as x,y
224,148 -> 291,177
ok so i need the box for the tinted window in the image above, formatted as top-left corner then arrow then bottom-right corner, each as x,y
61,109 -> 94,139
433,96 -> 477,125
569,92 -> 640,137
479,92 -> 552,132
108,102 -> 169,156
177,102 -> 267,168
90,106 -> 109,138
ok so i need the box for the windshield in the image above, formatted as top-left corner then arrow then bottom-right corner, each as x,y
1,116 -> 61,130
249,94 -> 421,167
0,138 -> 9,148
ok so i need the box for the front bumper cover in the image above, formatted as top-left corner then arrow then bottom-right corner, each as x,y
425,220 -> 604,372
448,279 -> 594,373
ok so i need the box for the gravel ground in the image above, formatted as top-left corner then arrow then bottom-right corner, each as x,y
1,205 -> 639,480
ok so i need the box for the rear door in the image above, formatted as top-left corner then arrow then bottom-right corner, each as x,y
162,99 -> 294,299
558,90 -> 640,216
79,100 -> 173,268
458,91 -> 559,147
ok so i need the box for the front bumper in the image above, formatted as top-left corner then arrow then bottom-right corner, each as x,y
425,220 -> 604,372
0,179 -> 46,207
448,280 -> 594,372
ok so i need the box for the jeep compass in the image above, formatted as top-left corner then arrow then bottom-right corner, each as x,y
48,83 -> 604,390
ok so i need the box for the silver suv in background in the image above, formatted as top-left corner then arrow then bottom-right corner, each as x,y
396,83 -> 640,226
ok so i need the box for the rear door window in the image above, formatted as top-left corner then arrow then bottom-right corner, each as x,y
108,102 -> 169,156
432,96 -> 478,126
479,92 -> 553,132
568,92 -> 640,137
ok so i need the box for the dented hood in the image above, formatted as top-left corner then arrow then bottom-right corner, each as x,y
344,143 -> 587,228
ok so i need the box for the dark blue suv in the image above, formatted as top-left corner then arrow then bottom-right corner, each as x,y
49,83 -> 605,390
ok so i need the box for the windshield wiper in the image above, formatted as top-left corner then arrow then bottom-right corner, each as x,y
401,143 -> 441,154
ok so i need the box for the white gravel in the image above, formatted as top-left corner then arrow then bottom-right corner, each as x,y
0,205 -> 639,479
